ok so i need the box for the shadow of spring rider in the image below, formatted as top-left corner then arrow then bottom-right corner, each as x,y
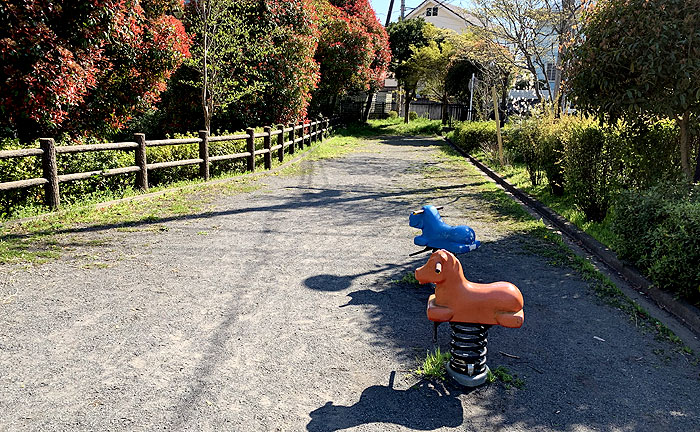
415,249 -> 524,387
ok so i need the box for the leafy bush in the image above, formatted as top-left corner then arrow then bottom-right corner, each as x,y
611,182 -> 700,305
388,110 -> 398,119
506,117 -> 545,186
408,111 -> 418,121
616,120 -> 682,190
450,121 -> 498,154
562,122 -> 621,222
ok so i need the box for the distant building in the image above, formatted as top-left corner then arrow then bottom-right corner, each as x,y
405,0 -> 479,33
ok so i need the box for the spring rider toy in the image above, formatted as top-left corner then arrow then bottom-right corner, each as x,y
409,205 -> 480,255
415,249 -> 524,387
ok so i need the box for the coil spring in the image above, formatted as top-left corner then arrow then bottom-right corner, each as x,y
449,323 -> 490,377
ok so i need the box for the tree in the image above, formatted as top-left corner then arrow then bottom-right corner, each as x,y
0,0 -> 190,143
406,27 -> 511,124
313,0 -> 390,116
387,18 -> 428,123
566,0 -> 700,180
472,0 -> 591,108
455,30 -> 516,120
408,29 -> 456,125
173,0 -> 319,132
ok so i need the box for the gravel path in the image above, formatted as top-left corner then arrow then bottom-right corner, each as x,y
1,135 -> 698,431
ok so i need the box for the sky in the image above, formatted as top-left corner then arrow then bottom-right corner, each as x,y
368,0 -> 476,26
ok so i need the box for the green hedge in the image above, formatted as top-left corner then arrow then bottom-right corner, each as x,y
611,182 -> 700,305
450,121 -> 498,154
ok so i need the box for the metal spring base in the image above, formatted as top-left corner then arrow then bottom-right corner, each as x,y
447,322 -> 490,387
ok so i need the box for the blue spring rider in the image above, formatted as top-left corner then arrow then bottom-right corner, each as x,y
409,205 -> 480,255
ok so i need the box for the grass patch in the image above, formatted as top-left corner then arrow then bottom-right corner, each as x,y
470,150 -> 617,247
393,271 -> 419,286
414,347 -> 450,381
487,366 -> 525,389
0,178 -> 260,264
335,118 -> 444,138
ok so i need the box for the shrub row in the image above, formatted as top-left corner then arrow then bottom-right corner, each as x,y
450,116 -> 682,222
611,182 -> 700,305
449,115 -> 698,305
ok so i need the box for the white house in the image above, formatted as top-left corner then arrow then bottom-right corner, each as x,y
405,0 -> 480,33
405,0 -> 559,102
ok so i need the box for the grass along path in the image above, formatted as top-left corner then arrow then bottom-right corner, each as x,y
0,130 -> 366,265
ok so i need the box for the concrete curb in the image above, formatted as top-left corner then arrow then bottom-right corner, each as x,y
444,137 -> 700,337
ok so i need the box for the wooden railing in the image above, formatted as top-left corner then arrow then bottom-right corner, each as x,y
0,118 -> 336,209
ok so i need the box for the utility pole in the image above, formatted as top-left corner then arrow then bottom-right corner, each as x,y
400,0 -> 405,20
385,0 -> 394,27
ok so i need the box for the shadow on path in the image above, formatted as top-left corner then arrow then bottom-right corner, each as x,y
306,372 -> 464,432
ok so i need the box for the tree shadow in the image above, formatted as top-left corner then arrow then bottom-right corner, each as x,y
306,372 -> 465,432
303,234 -> 700,431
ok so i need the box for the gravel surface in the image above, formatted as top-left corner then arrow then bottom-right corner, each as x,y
1,135 -> 698,431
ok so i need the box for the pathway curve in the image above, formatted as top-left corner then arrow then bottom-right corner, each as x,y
1,135 -> 698,431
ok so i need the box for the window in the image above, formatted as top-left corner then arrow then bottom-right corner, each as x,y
545,62 -> 557,81
426,8 -> 432,16
433,7 -> 438,16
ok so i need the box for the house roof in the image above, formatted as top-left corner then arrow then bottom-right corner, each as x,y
405,0 -> 480,27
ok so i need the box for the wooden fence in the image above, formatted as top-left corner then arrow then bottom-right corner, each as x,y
0,118 -> 335,209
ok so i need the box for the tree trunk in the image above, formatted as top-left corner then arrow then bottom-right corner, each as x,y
679,111 -> 691,179
404,89 -> 412,124
362,91 -> 375,122
694,138 -> 700,183
441,95 -> 449,125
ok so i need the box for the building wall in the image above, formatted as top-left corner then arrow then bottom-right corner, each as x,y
406,1 -> 472,33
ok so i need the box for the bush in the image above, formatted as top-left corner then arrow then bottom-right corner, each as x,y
506,116 -> 546,186
408,111 -> 418,121
611,182 -> 700,305
388,110 -> 398,119
616,120 -> 682,190
450,121 -> 498,155
562,121 -> 621,222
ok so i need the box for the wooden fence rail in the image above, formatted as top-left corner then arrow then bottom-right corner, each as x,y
0,118 -> 335,209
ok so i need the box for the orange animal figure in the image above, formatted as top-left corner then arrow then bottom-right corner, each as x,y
415,250 -> 524,328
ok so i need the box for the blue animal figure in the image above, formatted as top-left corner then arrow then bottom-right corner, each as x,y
409,205 -> 480,254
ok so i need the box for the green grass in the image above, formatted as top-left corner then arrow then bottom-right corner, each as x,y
414,347 -> 451,381
487,366 -> 525,389
1,129 -> 360,265
339,117 -> 444,137
470,150 -> 617,247
393,271 -> 419,286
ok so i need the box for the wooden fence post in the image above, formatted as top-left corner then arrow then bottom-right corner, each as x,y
134,133 -> 149,191
246,127 -> 255,172
277,124 -> 285,162
288,123 -> 295,155
312,120 -> 317,144
134,133 -> 148,192
39,138 -> 59,209
298,121 -> 304,150
199,130 -> 210,181
263,126 -> 272,170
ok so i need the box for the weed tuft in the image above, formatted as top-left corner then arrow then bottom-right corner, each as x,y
414,347 -> 451,381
